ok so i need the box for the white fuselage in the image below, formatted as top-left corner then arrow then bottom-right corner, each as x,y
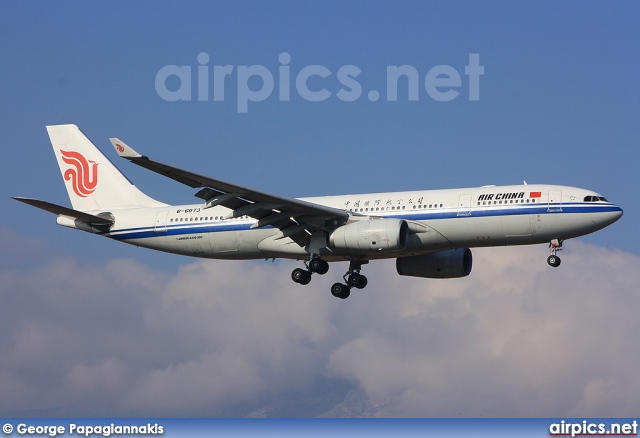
19,124 -> 623,297
99,184 -> 623,261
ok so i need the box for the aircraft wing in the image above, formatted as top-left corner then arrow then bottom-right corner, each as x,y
109,138 -> 349,239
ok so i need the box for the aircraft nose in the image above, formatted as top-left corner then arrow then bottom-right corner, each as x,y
605,205 -> 623,226
613,206 -> 623,220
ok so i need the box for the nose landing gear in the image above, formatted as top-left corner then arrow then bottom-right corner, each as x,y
547,239 -> 563,267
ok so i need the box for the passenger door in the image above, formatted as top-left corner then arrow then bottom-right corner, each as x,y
548,190 -> 562,212
457,194 -> 472,216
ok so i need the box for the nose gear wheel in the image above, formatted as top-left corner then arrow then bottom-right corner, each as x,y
547,239 -> 563,267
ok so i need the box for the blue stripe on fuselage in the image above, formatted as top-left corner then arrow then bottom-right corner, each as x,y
104,203 -> 621,241
105,221 -> 258,241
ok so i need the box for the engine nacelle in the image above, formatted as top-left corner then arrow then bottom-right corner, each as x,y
396,248 -> 472,279
329,218 -> 409,252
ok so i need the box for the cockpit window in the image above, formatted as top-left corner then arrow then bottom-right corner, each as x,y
584,195 -> 609,202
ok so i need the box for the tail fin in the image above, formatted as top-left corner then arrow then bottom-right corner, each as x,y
47,124 -> 167,212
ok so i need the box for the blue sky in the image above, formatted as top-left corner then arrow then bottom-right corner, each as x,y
1,2 -> 639,417
2,1 -> 638,264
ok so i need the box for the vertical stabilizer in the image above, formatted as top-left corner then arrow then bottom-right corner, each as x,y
47,124 -> 166,212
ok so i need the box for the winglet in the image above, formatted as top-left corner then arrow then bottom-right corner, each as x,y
109,138 -> 142,158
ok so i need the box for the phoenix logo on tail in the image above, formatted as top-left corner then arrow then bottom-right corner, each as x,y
60,149 -> 99,197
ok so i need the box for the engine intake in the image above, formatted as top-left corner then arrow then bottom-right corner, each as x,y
396,248 -> 472,279
329,218 -> 409,252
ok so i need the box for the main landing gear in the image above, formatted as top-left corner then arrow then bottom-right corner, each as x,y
547,238 -> 563,267
291,257 -> 329,286
291,258 -> 369,299
331,260 -> 369,300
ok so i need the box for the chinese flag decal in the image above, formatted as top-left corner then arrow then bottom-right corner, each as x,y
530,191 -> 542,198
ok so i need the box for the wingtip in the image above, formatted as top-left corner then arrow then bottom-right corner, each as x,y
109,138 -> 142,158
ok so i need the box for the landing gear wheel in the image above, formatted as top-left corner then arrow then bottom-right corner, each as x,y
547,255 -> 561,268
547,239 -> 563,268
291,268 -> 311,285
309,259 -> 329,275
331,283 -> 351,299
348,273 -> 368,289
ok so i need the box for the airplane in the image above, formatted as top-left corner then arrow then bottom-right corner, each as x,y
13,124 -> 623,299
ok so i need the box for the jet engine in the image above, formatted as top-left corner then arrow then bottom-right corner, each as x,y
396,248 -> 472,279
329,218 -> 409,252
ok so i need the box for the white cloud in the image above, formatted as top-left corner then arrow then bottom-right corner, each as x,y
325,243 -> 640,416
1,227 -> 639,417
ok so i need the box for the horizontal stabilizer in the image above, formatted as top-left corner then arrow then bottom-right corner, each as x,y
11,197 -> 114,225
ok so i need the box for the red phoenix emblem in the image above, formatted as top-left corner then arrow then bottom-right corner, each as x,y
60,150 -> 99,197
115,143 -> 125,153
